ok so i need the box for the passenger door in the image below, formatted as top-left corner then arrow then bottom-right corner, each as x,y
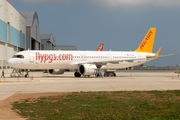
29,52 -> 34,62
136,53 -> 141,62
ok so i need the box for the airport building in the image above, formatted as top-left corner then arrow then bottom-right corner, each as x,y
21,12 -> 41,50
56,45 -> 77,51
41,34 -> 56,50
0,0 -> 57,74
0,0 -> 26,73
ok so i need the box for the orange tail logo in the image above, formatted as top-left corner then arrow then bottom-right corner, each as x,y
96,43 -> 104,51
140,30 -> 153,50
134,28 -> 156,53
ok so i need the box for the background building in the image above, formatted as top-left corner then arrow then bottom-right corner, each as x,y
21,12 -> 41,50
41,33 -> 56,50
0,0 -> 26,73
56,45 -> 77,51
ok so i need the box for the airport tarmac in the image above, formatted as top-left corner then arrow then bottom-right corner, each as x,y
0,70 -> 180,101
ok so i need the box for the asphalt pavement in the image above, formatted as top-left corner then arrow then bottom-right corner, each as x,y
0,70 -> 180,101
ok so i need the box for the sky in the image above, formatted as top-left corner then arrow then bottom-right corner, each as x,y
8,0 -> 180,67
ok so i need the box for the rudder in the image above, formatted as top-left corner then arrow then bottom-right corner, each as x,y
134,28 -> 156,53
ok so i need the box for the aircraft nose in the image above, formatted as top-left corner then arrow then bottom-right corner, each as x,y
7,59 -> 14,67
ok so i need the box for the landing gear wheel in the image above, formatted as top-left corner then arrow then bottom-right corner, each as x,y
104,73 -> 107,77
74,72 -> 81,77
104,72 -> 116,77
95,73 -> 100,77
25,74 -> 29,78
104,73 -> 109,77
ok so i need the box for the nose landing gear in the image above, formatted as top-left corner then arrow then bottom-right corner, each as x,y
24,70 -> 30,78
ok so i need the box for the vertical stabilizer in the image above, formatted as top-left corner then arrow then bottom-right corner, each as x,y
134,28 -> 156,53
96,43 -> 104,51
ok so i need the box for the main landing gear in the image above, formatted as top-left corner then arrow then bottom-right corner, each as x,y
104,70 -> 116,77
95,72 -> 103,77
74,71 -> 81,77
74,70 -> 116,78
95,68 -> 103,77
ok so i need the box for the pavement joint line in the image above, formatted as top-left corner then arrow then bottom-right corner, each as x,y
103,80 -> 115,91
66,81 -> 77,92
14,83 -> 41,94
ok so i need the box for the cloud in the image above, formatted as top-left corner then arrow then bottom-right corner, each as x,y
94,0 -> 180,7
94,0 -> 149,7
22,0 -> 73,4
22,0 -> 180,7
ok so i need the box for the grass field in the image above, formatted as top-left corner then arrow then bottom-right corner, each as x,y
12,90 -> 180,120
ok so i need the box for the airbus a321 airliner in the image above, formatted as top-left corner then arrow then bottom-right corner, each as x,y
7,28 -> 172,77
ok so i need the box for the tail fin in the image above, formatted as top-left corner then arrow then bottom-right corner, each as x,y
96,43 -> 104,51
134,28 -> 156,53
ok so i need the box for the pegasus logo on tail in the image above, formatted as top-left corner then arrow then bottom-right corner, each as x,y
134,28 -> 156,53
140,31 -> 153,50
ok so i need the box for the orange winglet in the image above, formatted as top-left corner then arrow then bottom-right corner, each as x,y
155,47 -> 162,58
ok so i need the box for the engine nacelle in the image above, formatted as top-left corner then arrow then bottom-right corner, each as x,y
49,69 -> 65,74
79,64 -> 97,75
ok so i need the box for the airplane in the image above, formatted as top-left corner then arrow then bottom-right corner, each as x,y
7,28 -> 172,77
96,43 -> 104,51
44,43 -> 104,74
43,43 -> 104,75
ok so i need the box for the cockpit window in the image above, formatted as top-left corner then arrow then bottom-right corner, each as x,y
12,55 -> 24,59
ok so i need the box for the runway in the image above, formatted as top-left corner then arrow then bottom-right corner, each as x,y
0,70 -> 180,101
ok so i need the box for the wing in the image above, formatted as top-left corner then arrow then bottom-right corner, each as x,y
77,58 -> 144,66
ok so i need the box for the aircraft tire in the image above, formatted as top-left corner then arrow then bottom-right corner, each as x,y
95,73 -> 99,77
104,73 -> 107,77
25,74 -> 29,78
74,72 -> 81,77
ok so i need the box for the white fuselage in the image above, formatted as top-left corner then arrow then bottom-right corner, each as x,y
7,50 -> 156,70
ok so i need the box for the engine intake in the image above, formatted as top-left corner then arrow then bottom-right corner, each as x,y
79,64 -> 97,75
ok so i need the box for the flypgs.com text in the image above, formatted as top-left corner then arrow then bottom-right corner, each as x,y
35,52 -> 73,63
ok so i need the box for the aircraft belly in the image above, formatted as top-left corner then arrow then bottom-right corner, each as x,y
102,60 -> 148,69
37,63 -> 68,69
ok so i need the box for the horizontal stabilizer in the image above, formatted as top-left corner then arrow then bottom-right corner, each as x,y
147,54 -> 173,58
146,47 -> 173,58
158,54 -> 173,57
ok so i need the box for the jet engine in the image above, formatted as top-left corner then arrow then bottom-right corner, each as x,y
79,64 -> 97,75
49,69 -> 65,74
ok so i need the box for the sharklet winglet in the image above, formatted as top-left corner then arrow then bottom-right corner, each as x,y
155,47 -> 162,58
